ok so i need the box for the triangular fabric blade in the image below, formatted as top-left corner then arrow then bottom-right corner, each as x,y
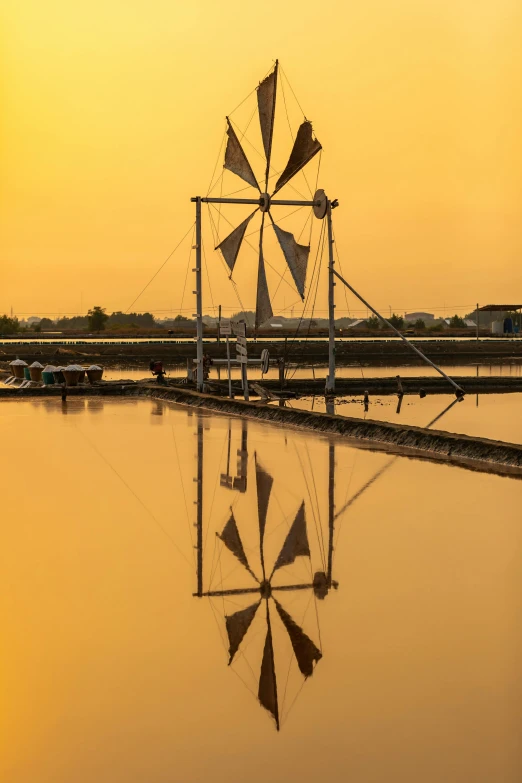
258,604 -> 279,729
225,601 -> 260,664
272,502 -> 310,574
274,120 -> 321,194
255,214 -> 273,328
257,64 -> 278,187
218,510 -> 252,574
255,454 -> 273,551
274,599 -> 322,678
272,222 -> 310,300
216,210 -> 257,274
224,119 -> 259,191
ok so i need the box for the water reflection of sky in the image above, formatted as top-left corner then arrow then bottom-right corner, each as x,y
1,399 -> 521,782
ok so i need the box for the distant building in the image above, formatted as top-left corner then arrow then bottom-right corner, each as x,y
443,319 -> 476,328
345,319 -> 368,330
404,312 -> 434,322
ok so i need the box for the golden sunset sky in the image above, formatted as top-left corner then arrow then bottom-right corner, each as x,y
1,0 -> 521,320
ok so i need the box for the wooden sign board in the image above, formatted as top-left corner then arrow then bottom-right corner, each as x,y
220,318 -> 232,336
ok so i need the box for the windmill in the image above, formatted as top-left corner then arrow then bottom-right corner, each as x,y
193,416 -> 338,730
191,61 -> 338,393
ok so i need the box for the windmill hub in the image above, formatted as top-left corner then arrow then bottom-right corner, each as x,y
260,579 -> 272,599
259,193 -> 271,212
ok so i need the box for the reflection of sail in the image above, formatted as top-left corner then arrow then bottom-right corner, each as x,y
226,601 -> 260,664
258,606 -> 279,729
274,599 -> 322,677
272,502 -> 309,574
218,511 -> 249,570
255,454 -> 273,576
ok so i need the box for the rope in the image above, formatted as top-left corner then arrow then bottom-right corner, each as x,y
280,66 -> 307,120
124,223 -> 194,313
202,234 -> 216,315
207,205 -> 248,314
171,424 -> 196,568
284,219 -> 326,380
75,425 -> 192,566
179,224 -> 196,316
208,202 -> 298,297
206,131 -> 227,196
293,444 -> 327,574
227,62 -> 274,118
332,221 -> 350,317
280,73 -> 313,198
229,117 -> 309,202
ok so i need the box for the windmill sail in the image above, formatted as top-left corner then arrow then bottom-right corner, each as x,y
275,599 -> 322,678
255,455 -> 274,551
257,64 -> 278,186
255,215 -> 273,329
273,502 -> 310,573
218,511 -> 254,575
272,223 -> 310,299
274,120 -> 321,194
258,605 -> 279,729
225,601 -> 260,664
224,120 -> 259,191
216,210 -> 257,274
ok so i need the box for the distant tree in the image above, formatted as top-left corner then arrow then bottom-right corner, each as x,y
0,315 -> 20,334
56,315 -> 89,330
366,315 -> 380,329
414,318 -> 426,329
108,310 -> 156,327
174,314 -> 190,322
388,313 -> 404,329
33,324 -> 41,333
231,310 -> 255,327
87,306 -> 109,332
449,314 -> 466,328
39,317 -> 55,330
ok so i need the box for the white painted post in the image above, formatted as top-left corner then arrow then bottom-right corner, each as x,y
226,336 -> 232,398
326,200 -> 336,394
194,197 -> 204,392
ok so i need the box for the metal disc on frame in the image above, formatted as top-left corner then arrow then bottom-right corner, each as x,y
259,193 -> 271,213
313,189 -> 327,219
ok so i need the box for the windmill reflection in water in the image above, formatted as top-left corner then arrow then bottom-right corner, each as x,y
193,416 -> 338,731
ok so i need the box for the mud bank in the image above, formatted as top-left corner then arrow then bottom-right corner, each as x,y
2,338 -> 522,367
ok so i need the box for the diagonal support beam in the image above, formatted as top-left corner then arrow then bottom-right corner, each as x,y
332,269 -> 465,396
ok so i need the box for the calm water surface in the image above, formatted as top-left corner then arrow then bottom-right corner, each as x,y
103,362 -> 522,382
1,399 -> 521,782
288,393 -> 522,444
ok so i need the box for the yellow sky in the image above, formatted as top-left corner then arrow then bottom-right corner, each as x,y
1,0 -> 521,320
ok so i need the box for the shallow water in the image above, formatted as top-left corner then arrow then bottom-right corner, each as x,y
103,361 -> 522,382
1,398 -> 521,783
285,392 -> 522,444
